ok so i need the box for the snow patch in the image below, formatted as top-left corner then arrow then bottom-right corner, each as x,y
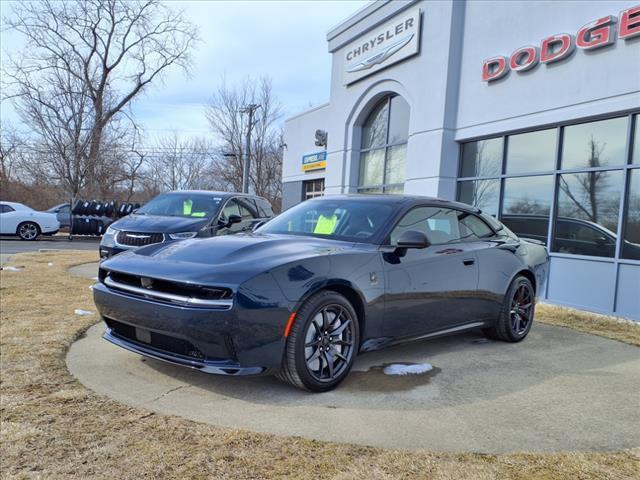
1,266 -> 23,272
383,363 -> 433,376
74,309 -> 95,316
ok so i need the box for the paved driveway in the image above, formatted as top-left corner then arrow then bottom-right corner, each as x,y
67,322 -> 640,453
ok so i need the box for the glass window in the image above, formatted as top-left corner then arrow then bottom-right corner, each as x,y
562,117 -> 627,169
303,178 -> 325,200
501,175 -> 554,244
633,115 -> 640,165
457,179 -> 501,217
137,193 -> 222,218
390,207 -> 459,245
237,198 -> 258,219
221,199 -> 241,219
506,128 -> 556,173
460,138 -> 503,178
622,169 -> 640,260
256,198 -> 274,217
358,95 -> 409,193
387,96 -> 410,144
553,170 -> 623,257
459,214 -> 494,238
361,101 -> 388,150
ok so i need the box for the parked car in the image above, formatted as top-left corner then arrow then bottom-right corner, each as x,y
93,195 -> 549,392
501,214 -> 640,259
0,201 -> 60,240
99,190 -> 274,259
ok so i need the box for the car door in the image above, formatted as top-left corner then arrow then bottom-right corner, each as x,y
381,206 -> 481,338
0,204 -> 18,234
56,205 -> 71,228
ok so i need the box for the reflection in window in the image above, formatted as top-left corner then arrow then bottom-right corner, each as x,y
506,128 -> 556,173
501,176 -> 554,244
457,179 -> 500,217
562,117 -> 627,169
358,95 -> 409,193
622,169 -> 640,260
459,137 -> 502,178
553,170 -> 623,257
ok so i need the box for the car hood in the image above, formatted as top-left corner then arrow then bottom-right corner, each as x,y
110,214 -> 210,233
99,233 -> 369,286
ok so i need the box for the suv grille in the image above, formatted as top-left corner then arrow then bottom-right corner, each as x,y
116,231 -> 164,247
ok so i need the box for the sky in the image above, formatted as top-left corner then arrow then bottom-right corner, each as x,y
0,0 -> 369,142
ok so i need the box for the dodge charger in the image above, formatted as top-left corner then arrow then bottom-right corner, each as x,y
93,195 -> 549,392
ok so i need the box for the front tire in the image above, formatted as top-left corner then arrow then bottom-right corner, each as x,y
484,275 -> 535,342
277,291 -> 359,392
17,221 -> 40,241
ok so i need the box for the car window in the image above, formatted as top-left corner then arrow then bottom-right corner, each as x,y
256,198 -> 274,217
459,213 -> 494,238
59,205 -> 70,214
136,193 -> 222,218
237,198 -> 259,219
0,204 -> 15,213
391,207 -> 465,245
221,198 -> 241,220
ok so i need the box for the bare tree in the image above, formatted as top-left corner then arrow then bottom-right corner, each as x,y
206,76 -> 284,210
2,0 -> 199,197
0,124 -> 25,183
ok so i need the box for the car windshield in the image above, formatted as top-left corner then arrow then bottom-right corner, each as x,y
136,193 -> 223,218
257,198 -> 395,242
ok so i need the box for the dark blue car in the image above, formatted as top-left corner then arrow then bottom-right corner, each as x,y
93,195 -> 549,392
99,190 -> 274,259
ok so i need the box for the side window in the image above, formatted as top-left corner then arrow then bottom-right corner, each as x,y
390,207 -> 461,245
221,199 -> 240,220
237,198 -> 259,219
59,205 -> 70,214
0,204 -> 15,214
459,213 -> 494,239
256,198 -> 274,217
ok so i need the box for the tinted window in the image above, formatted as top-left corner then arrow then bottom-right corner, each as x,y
257,199 -> 394,242
390,207 -> 484,245
221,199 -> 241,219
0,204 -> 15,213
633,115 -> 640,165
256,198 -> 274,217
237,198 -> 258,219
361,100 -> 388,149
553,170 -> 623,257
460,137 -> 502,178
562,117 -> 627,169
387,95 -> 410,145
506,128 -> 556,173
622,168 -> 640,260
359,149 -> 385,186
457,179 -> 500,217
460,214 -> 494,238
502,175 -> 554,243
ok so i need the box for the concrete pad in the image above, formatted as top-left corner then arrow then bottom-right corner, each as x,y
67,323 -> 640,453
68,262 -> 99,279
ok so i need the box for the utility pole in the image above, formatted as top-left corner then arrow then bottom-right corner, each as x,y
240,104 -> 260,194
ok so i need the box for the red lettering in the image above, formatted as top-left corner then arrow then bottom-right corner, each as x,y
540,33 -> 575,64
620,5 -> 640,39
577,15 -> 616,50
482,56 -> 508,82
509,46 -> 539,72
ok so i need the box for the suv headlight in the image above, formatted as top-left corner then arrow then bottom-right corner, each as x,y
168,232 -> 198,240
105,226 -> 118,236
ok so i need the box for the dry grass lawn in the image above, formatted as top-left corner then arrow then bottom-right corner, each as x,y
0,251 -> 638,479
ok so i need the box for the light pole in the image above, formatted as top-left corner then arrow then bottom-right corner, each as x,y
240,103 -> 260,194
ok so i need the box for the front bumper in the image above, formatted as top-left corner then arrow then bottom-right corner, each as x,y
103,327 -> 264,375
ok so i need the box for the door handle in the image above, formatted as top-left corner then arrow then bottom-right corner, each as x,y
463,258 -> 475,266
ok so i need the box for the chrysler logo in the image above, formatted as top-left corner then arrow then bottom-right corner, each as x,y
346,33 -> 415,73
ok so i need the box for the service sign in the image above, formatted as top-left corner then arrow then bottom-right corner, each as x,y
343,6 -> 421,85
302,151 -> 327,172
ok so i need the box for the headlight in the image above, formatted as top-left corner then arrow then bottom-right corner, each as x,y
105,226 -> 118,235
168,231 -> 198,240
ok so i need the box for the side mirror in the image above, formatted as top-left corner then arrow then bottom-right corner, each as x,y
394,230 -> 431,256
227,214 -> 242,226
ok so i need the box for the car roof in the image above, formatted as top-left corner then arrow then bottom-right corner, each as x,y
0,201 -> 29,209
308,194 -> 480,213
161,190 -> 265,200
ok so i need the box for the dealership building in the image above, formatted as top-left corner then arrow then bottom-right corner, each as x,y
282,0 -> 640,319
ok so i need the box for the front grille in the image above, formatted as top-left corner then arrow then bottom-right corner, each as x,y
106,270 -> 232,301
116,231 -> 164,247
104,318 -> 205,359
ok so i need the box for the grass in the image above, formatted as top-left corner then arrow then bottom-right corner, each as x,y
0,251 -> 638,479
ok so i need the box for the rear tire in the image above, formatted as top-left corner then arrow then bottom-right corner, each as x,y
484,275 -> 535,342
17,221 -> 40,241
277,291 -> 359,392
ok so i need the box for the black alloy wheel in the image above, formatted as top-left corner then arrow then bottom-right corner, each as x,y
483,275 -> 535,342
277,290 -> 359,392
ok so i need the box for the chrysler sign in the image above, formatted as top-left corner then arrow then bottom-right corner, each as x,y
343,7 -> 421,85
483,5 -> 640,82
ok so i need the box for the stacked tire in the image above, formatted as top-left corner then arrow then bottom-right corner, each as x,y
70,199 -> 141,236
72,217 -> 106,236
